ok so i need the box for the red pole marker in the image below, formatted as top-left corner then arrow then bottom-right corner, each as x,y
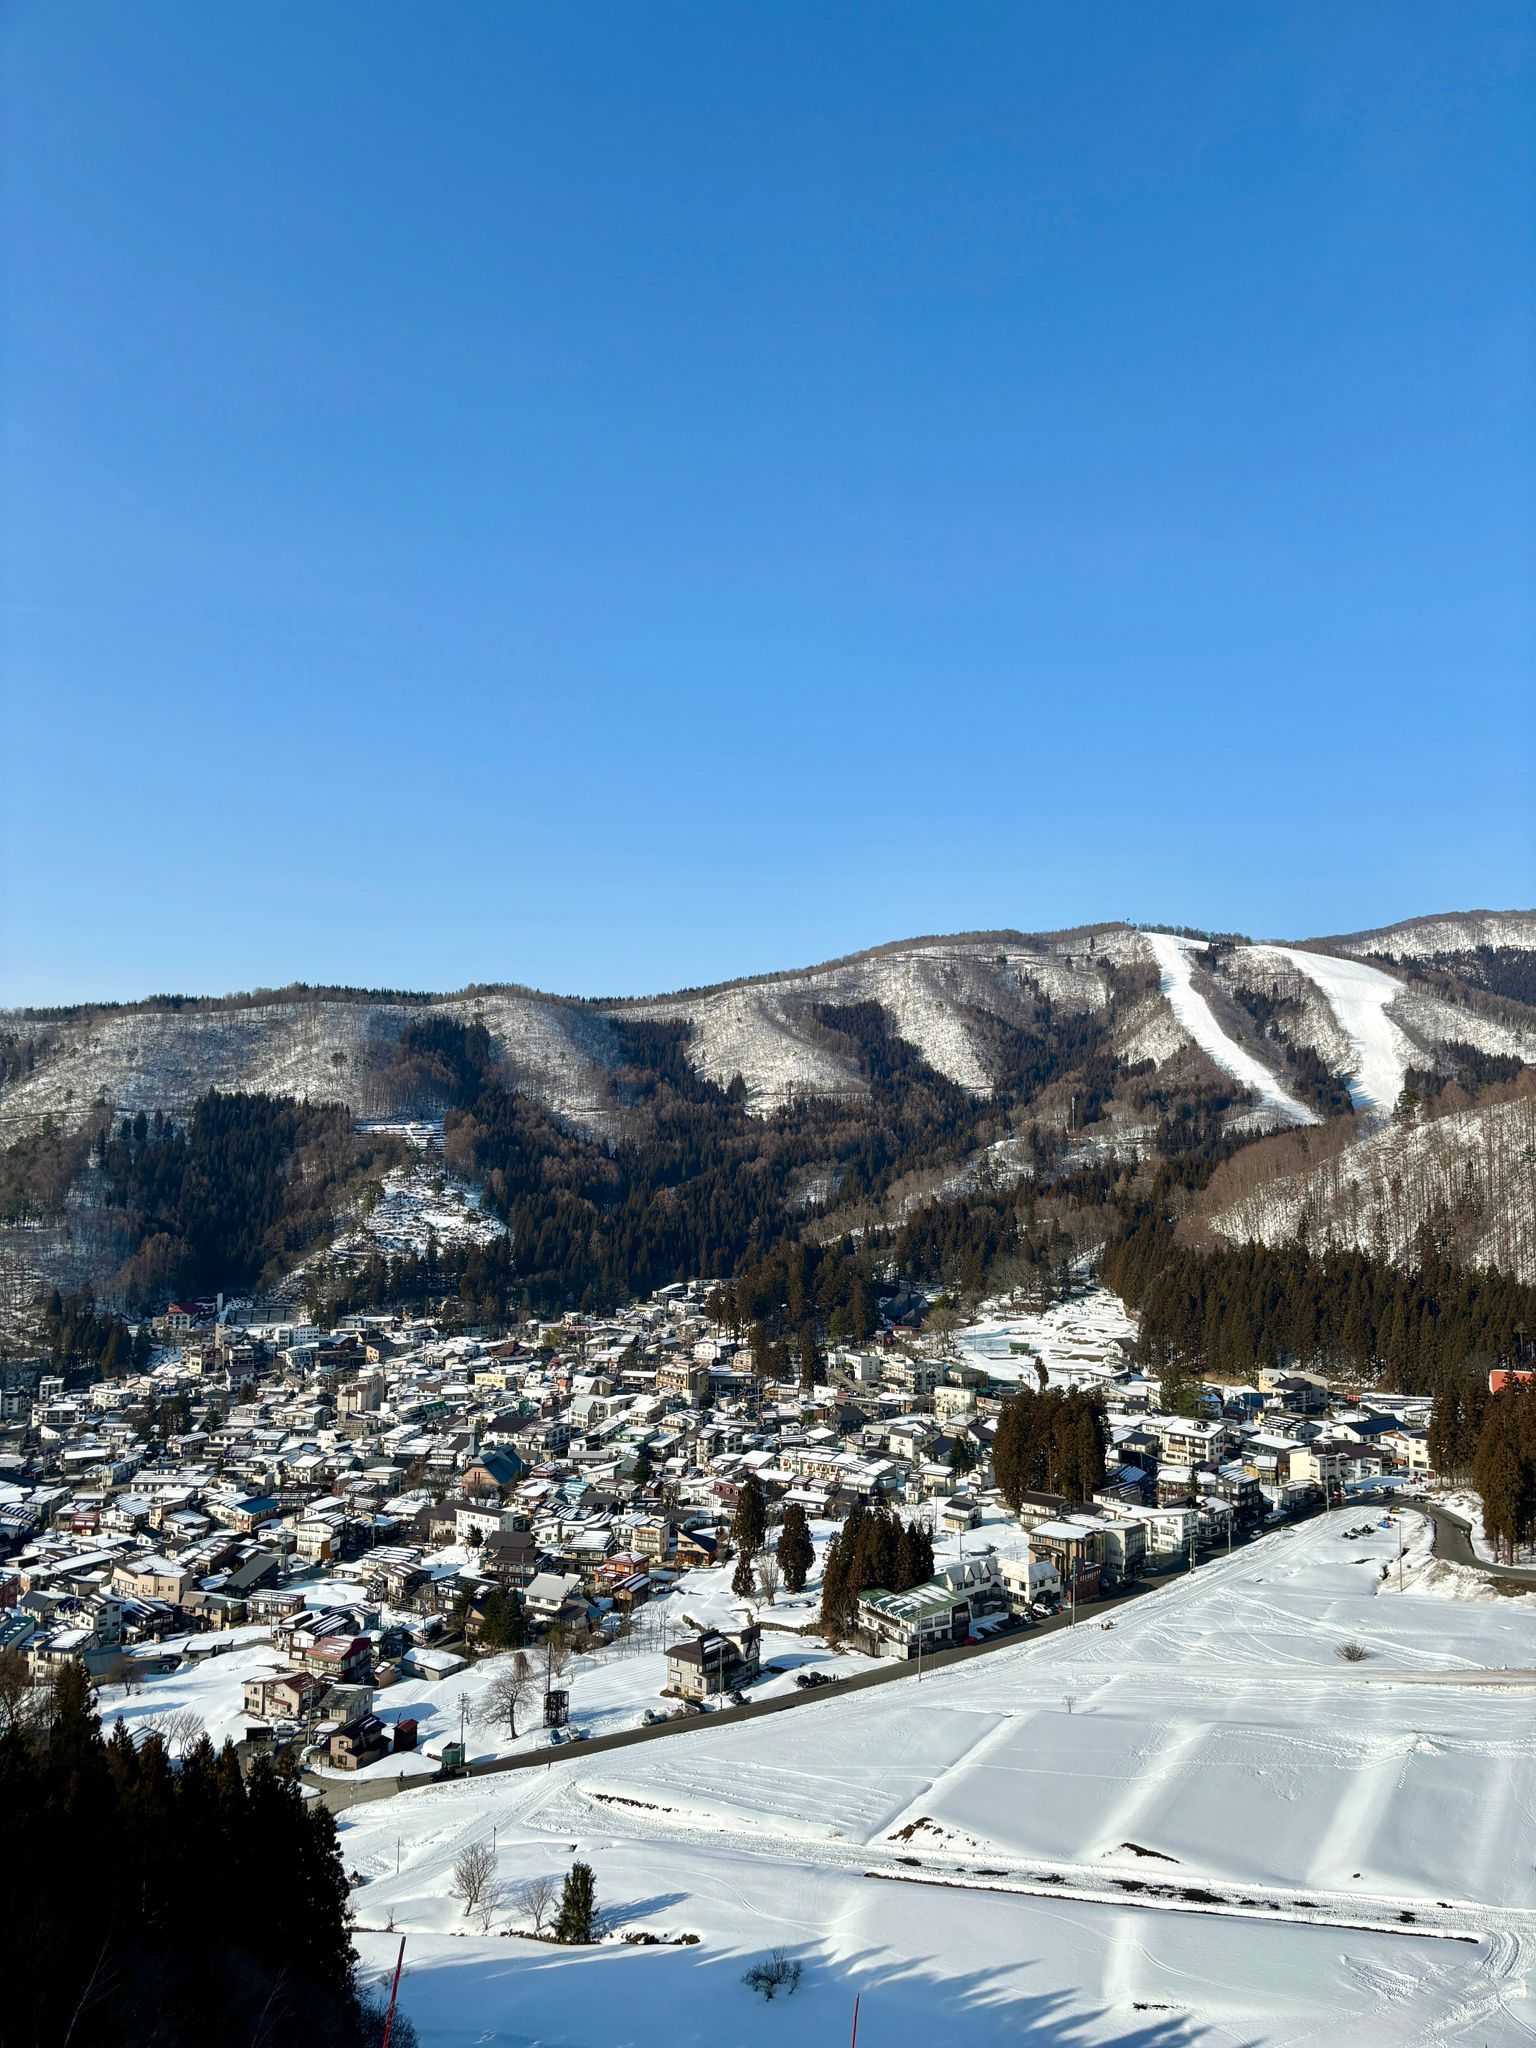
379,1936 -> 406,2048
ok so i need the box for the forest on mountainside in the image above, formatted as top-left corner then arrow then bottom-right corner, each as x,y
318,1004 -> 1170,1323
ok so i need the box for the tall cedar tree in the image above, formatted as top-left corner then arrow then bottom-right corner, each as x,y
819,1505 -> 935,1636
776,1502 -> 816,1593
992,1387 -> 1108,1510
1472,1381 -> 1536,1561
732,1473 -> 768,1556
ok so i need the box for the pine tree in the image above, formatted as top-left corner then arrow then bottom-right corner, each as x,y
554,1859 -> 597,1942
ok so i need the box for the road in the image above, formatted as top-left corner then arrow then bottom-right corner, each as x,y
1406,1495 -> 1536,1590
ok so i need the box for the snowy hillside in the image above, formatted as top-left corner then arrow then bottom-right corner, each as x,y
3,912 -> 1529,1158
1248,946 -> 1414,1118
1321,908 -> 1536,961
623,934 -> 1121,1108
1201,1091 -> 1536,1283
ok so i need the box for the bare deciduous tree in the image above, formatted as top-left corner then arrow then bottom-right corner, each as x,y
136,1705 -> 207,1756
450,1840 -> 498,1924
542,1627 -> 572,1686
755,1556 -> 781,1607
477,1651 -> 535,1739
517,1872 -> 559,1937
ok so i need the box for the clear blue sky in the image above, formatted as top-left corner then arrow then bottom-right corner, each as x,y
3,3 -> 1532,1006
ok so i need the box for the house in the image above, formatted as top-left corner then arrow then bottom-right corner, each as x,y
294,1634 -> 373,1686
399,1642 -> 468,1681
858,1578 -> 970,1657
1076,1511 -> 1146,1583
857,1554 -> 1003,1657
1011,1489 -> 1074,1529
243,1670 -> 330,1721
328,1713 -> 389,1771
523,1570 -> 588,1629
480,1527 -> 542,1589
997,1552 -> 1062,1614
1027,1518 -> 1104,1600
665,1624 -> 761,1701
463,1447 -> 527,1496
111,1554 -> 191,1604
454,1499 -> 508,1546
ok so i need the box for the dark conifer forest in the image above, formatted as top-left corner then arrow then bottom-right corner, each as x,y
0,1664 -> 369,2048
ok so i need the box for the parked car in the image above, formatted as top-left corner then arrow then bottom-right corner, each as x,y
726,1688 -> 747,1707
794,1670 -> 833,1690
641,1708 -> 669,1726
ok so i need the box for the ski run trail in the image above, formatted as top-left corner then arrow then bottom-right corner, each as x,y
340,1507 -> 1536,2047
1250,945 -> 1413,1119
1144,932 -> 1317,1125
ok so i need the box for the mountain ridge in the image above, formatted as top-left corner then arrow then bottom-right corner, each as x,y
4,909 -> 1534,1144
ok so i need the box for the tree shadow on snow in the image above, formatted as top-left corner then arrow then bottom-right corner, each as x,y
373,1930 -> 1260,2047
599,1890 -> 690,1924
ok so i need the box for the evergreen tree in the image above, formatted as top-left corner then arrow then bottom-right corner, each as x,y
0,1657 -> 359,2047
554,1859 -> 598,1943
797,1319 -> 820,1395
732,1473 -> 768,1556
776,1502 -> 815,1593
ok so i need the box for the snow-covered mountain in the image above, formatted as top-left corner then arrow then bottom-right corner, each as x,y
3,910 -> 1533,1144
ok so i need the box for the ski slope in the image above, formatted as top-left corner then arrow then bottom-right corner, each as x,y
342,1509 -> 1536,2048
1255,946 -> 1412,1118
1145,932 -> 1316,1124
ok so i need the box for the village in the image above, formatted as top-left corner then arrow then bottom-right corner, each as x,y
0,1272 -> 1439,1782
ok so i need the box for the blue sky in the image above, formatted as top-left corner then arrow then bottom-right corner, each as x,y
3,3 -> 1532,1005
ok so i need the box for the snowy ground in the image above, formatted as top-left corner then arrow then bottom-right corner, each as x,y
954,1284 -> 1138,1388
1144,933 -> 1316,1125
343,1506 -> 1536,2047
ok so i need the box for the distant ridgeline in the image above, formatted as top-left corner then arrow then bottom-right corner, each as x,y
2,912 -> 1534,1382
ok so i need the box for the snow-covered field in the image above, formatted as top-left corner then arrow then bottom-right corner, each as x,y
1145,934 -> 1316,1125
342,1507 -> 1536,2048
